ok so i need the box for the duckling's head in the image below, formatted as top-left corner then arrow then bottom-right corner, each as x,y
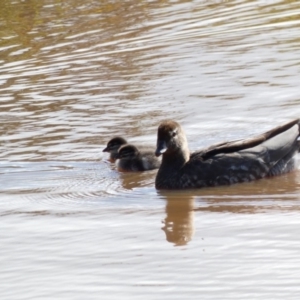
155,120 -> 188,157
103,137 -> 127,153
116,144 -> 139,159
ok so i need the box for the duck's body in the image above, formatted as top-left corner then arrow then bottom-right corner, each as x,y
155,119 -> 300,189
103,137 -> 127,161
116,144 -> 161,172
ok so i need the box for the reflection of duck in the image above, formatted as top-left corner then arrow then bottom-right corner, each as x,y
193,170 -> 300,214
103,137 -> 127,161
116,144 -> 161,172
118,171 -> 156,190
158,191 -> 195,246
155,119 -> 300,189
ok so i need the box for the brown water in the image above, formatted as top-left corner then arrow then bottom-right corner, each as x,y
1,0 -> 300,299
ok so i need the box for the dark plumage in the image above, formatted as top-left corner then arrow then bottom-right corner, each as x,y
116,144 -> 161,172
103,137 -> 127,161
155,119 -> 300,189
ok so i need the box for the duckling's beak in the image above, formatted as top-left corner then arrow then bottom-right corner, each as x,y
102,147 -> 108,152
155,140 -> 167,157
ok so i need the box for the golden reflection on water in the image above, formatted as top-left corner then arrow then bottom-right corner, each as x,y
118,170 -> 156,190
155,170 -> 300,246
159,191 -> 195,246
1,0 -> 300,161
0,0 -> 176,159
193,171 -> 300,213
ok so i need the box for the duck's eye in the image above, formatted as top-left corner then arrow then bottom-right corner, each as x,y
171,130 -> 177,137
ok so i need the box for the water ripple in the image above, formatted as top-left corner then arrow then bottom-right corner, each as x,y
2,1 -> 300,299
0,161 -> 158,208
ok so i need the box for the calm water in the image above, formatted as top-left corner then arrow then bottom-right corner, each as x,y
1,0 -> 300,299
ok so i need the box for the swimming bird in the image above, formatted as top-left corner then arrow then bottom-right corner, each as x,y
116,144 -> 161,171
154,119 -> 300,189
103,137 -> 127,161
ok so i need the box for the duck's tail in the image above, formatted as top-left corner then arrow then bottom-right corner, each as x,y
201,118 -> 300,160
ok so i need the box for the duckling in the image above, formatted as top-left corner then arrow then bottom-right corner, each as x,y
116,144 -> 161,172
103,137 -> 127,161
155,119 -> 300,189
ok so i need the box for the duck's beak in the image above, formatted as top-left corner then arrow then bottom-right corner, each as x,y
102,147 -> 108,152
155,140 -> 167,157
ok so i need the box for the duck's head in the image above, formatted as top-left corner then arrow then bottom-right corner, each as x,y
103,137 -> 127,153
155,120 -> 188,157
116,144 -> 139,159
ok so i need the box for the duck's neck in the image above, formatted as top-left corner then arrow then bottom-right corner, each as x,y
161,146 -> 190,170
155,146 -> 190,189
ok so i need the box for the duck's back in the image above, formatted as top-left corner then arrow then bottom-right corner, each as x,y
158,124 -> 300,189
117,150 -> 161,172
117,157 -> 144,172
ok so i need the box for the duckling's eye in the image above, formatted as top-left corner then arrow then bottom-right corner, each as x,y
171,130 -> 177,137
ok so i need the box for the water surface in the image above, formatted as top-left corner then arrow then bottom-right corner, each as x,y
1,0 -> 300,299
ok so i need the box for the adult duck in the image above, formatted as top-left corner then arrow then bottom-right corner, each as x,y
155,119 -> 300,189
